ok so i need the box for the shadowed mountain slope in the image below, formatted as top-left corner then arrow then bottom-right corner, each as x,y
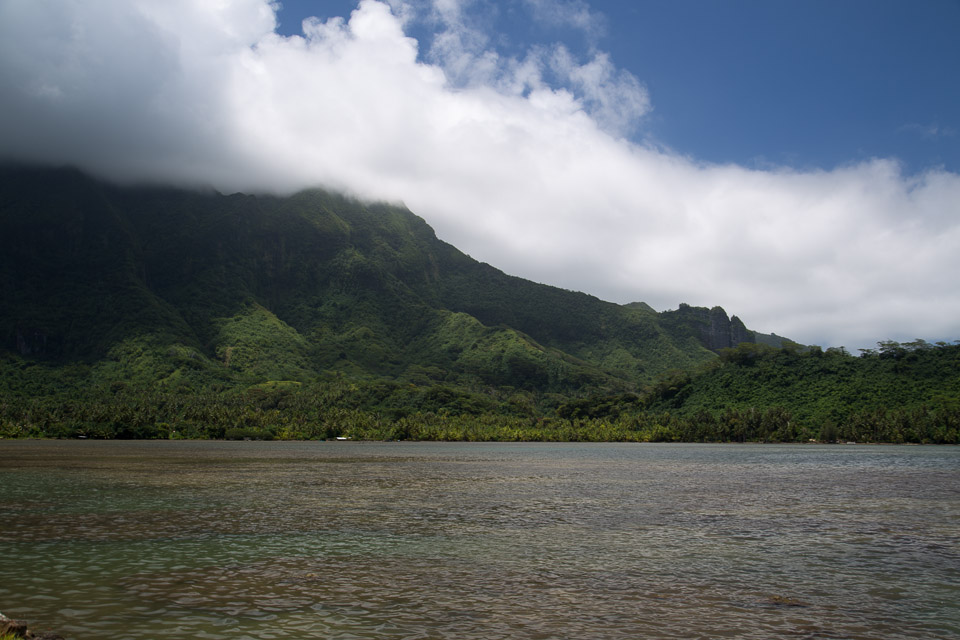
1,166 -> 778,395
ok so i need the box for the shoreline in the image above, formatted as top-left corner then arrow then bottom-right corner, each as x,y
0,434 -> 955,445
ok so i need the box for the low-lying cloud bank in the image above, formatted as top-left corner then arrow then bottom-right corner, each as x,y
1,0 -> 958,349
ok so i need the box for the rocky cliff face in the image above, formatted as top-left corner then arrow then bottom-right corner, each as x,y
15,329 -> 57,356
661,303 -> 756,352
726,312 -> 752,350
703,306 -> 752,350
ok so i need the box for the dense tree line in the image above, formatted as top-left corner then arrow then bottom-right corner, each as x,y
0,347 -> 960,444
2,395 -> 955,443
2,341 -> 957,443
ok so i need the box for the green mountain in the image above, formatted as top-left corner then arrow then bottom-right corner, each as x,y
0,165 -> 780,396
3,166 -> 956,443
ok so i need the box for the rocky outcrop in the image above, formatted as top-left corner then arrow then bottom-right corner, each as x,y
15,329 -> 50,356
661,303 -> 756,352
728,314 -> 751,349
0,612 -> 64,640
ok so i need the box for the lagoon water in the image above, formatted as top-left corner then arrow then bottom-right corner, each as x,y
1,441 -> 958,639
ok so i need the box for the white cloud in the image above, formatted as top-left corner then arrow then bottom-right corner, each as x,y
522,0 -> 605,41
548,45 -> 649,136
899,122 -> 957,140
1,0 -> 958,350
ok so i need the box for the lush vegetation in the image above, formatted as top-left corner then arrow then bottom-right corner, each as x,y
639,339 -> 960,443
1,166 -> 956,444
2,340 -> 957,443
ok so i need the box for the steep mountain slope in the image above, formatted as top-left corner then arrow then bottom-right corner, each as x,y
0,166 -> 774,396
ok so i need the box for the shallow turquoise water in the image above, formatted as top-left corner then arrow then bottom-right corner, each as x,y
1,441 -> 958,639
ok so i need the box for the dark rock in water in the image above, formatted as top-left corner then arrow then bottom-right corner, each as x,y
0,612 -> 65,640
0,617 -> 30,636
766,594 -> 809,607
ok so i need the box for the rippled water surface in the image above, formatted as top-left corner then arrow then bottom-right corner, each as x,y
1,441 -> 958,639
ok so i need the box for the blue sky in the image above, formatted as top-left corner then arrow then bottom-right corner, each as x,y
276,0 -> 960,174
1,0 -> 958,349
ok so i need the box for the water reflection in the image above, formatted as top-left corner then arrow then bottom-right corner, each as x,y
1,441 -> 958,639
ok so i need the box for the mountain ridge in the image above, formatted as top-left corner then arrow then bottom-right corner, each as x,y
1,164 -> 781,396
